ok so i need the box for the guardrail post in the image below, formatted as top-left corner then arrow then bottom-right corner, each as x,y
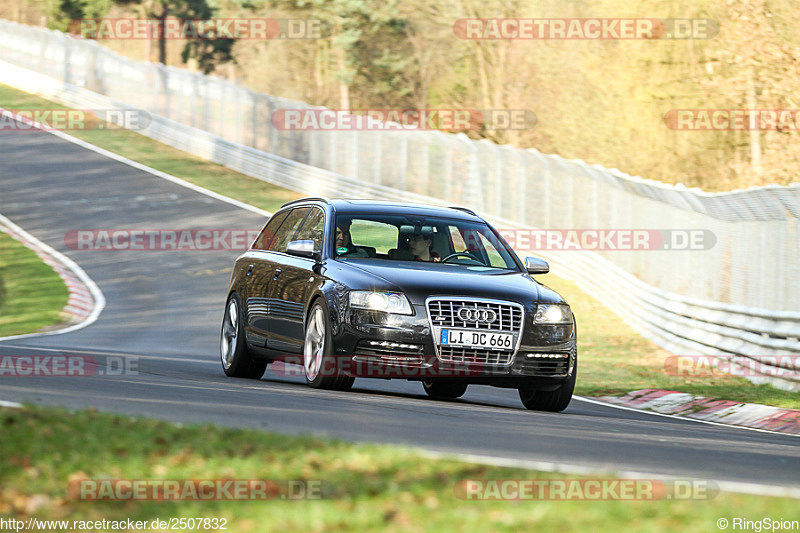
173,70 -> 184,124
61,34 -> 70,84
349,131 -> 358,179
460,135 -> 483,211
233,86 -> 241,145
493,143 -> 503,217
250,90 -> 258,148
269,98 -> 278,155
527,149 -> 551,228
420,137 -> 429,195
443,136 -> 453,201
517,150 -> 526,224
398,135 -> 408,191
373,133 -> 382,184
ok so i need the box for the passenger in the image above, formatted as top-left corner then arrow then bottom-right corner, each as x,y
408,233 -> 440,262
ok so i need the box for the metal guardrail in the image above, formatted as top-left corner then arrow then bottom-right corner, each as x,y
0,20 -> 798,390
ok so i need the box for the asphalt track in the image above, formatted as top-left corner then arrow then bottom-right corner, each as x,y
1,125 -> 798,492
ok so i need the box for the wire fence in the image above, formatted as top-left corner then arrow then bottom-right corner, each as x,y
1,20 -> 798,389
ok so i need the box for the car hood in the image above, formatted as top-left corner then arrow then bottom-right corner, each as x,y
337,259 -> 567,306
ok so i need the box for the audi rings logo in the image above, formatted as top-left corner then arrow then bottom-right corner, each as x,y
457,307 -> 497,324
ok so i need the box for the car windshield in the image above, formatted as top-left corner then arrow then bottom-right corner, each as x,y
334,214 -> 520,271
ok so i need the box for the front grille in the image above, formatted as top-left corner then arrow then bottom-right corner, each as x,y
427,298 -> 524,366
515,353 -> 570,376
428,299 -> 523,330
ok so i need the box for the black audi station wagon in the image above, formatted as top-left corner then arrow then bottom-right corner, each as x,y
220,198 -> 577,411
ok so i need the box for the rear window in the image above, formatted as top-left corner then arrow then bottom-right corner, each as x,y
268,207 -> 310,252
252,210 -> 289,250
294,208 -> 325,250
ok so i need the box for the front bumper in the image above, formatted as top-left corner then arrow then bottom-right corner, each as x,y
332,303 -> 576,382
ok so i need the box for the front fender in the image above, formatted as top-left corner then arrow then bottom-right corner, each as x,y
307,279 -> 349,337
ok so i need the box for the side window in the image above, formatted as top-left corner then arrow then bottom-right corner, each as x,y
268,208 -> 310,252
252,211 -> 289,250
294,208 -> 325,250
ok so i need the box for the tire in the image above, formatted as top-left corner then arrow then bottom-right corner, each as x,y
518,352 -> 577,412
304,300 -> 354,391
220,293 -> 268,379
422,380 -> 468,399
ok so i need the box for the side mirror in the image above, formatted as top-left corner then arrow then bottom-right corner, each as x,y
286,240 -> 320,260
524,256 -> 549,275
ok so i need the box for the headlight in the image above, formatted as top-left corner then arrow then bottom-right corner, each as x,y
349,291 -> 413,315
534,304 -> 572,324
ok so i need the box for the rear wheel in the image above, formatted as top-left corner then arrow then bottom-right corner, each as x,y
220,294 -> 268,379
422,380 -> 468,399
304,301 -> 354,391
518,354 -> 576,412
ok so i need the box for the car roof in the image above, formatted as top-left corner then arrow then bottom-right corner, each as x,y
280,198 -> 483,221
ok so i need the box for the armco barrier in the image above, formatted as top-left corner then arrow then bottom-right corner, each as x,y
0,20 -> 797,390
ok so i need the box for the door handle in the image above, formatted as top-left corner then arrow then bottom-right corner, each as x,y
273,269 -> 282,280
246,264 -> 255,275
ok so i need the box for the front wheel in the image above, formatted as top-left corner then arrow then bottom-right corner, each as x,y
518,353 -> 577,412
304,301 -> 354,391
422,380 -> 468,399
220,294 -> 268,379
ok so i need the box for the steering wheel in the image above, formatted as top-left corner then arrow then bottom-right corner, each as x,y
441,252 -> 485,265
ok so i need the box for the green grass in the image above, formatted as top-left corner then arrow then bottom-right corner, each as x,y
1,83 -> 797,409
1,405 -> 797,532
0,232 -> 69,337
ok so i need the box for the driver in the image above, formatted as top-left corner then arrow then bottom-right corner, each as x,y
336,220 -> 369,257
408,232 -> 440,262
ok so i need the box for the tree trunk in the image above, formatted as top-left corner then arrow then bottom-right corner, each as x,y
337,48 -> 350,109
746,69 -> 762,177
157,7 -> 168,65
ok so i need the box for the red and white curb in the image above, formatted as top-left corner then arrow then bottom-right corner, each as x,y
598,389 -> 800,436
0,213 -> 105,341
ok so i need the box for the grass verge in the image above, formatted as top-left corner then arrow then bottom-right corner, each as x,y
0,232 -> 69,337
1,405 -> 797,532
1,82 -> 798,408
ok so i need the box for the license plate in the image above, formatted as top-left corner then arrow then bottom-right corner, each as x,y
440,329 -> 514,350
